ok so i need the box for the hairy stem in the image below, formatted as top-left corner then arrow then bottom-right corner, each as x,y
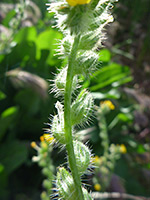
64,35 -> 84,200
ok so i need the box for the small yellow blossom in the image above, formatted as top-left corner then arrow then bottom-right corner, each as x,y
94,183 -> 101,191
120,144 -> 127,154
100,100 -> 115,110
93,156 -> 100,164
94,155 -> 100,163
40,135 -> 44,142
66,0 -> 91,6
92,155 -> 103,166
43,134 -> 55,143
31,141 -> 37,148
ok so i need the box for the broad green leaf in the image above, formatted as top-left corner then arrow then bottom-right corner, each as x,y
90,63 -> 131,91
14,90 -> 40,115
112,76 -> 133,87
0,106 -> 18,141
0,140 -> 28,174
35,29 -> 62,65
92,63 -> 130,81
91,73 -> 129,91
14,27 -> 37,43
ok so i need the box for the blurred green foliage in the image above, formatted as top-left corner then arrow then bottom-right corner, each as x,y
0,0 -> 150,199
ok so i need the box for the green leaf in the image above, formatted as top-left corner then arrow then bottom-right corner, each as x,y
0,91 -> 6,100
137,144 -> 146,153
91,89 -> 120,99
14,90 -> 40,115
117,113 -> 133,122
35,29 -> 62,65
14,27 -> 37,43
90,63 -> 131,91
2,10 -> 16,27
1,106 -> 17,118
0,55 -> 5,63
0,140 -> 28,174
99,49 -> 111,62
0,164 -> 4,173
0,106 -> 18,141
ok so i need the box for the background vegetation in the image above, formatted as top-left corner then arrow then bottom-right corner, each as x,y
0,0 -> 150,199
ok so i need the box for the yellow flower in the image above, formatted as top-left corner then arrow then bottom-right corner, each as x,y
66,0 -> 91,6
93,155 -> 102,164
120,144 -> 127,154
94,183 -> 101,191
43,134 -> 55,143
100,100 -> 115,110
31,141 -> 37,148
93,155 -> 100,163
31,141 -> 40,151
40,135 -> 44,142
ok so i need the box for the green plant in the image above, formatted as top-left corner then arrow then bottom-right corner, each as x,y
42,0 -> 118,199
92,100 -> 127,191
31,135 -> 55,200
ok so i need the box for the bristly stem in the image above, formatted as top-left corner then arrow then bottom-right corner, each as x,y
64,35 -> 84,200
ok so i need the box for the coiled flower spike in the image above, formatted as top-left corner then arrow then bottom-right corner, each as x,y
45,0 -> 118,199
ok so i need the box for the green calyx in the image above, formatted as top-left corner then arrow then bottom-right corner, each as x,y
71,90 -> 93,125
47,0 -> 116,42
54,67 -> 79,96
56,167 -> 92,200
56,167 -> 77,199
73,141 -> 91,175
74,50 -> 99,76
51,101 -> 66,144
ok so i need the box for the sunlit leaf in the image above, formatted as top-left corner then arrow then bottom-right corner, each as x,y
0,91 -> 6,100
99,49 -> 111,62
1,106 -> 18,118
14,27 -> 37,43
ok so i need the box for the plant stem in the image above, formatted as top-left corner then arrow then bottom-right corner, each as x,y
98,111 -> 109,157
64,35 -> 84,200
91,192 -> 149,200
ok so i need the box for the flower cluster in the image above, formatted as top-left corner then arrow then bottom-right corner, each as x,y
31,135 -> 54,200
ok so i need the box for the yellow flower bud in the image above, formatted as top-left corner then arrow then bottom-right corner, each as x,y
31,141 -> 37,148
92,155 -> 102,165
40,135 -> 44,142
66,0 -> 91,6
43,134 -> 55,143
120,144 -> 127,154
94,183 -> 101,191
100,100 -> 115,110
